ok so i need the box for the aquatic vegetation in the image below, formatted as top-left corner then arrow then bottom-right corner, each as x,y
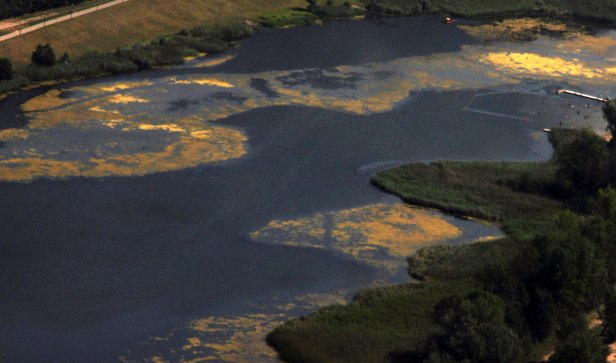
0,83 -> 248,182
183,53 -> 207,62
5,20 -> 616,185
270,130 -> 615,360
4,14 -> 616,363
108,94 -> 150,104
458,18 -> 572,41
173,78 -> 235,88
555,33 -> 616,55
481,52 -> 604,80
190,55 -> 236,68
7,26 -> 616,183
267,161 -> 564,362
119,290 -> 349,363
20,88 -> 73,112
251,203 -> 464,273
0,128 -> 29,140
458,21 -> 616,86
98,81 -> 154,92
0,126 -> 247,181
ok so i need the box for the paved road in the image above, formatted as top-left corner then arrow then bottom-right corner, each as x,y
0,0 -> 129,43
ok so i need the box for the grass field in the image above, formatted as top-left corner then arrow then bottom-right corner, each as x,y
0,0 -> 305,65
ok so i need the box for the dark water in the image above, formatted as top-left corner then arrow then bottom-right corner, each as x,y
212,17 -> 477,73
0,17 -> 553,362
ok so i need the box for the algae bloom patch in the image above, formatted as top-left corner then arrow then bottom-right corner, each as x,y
480,52 -> 603,79
0,83 -> 248,182
120,290 -> 349,363
251,203 -> 462,273
5,26 -> 616,183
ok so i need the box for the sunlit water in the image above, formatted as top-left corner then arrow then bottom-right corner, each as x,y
1,16 -> 616,362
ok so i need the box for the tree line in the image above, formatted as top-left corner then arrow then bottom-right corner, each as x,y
0,0 -> 85,20
0,43 -> 60,82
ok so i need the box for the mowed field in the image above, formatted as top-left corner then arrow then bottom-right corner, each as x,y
0,0 -> 305,65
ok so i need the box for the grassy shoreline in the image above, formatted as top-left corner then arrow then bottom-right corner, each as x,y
266,160 -> 563,362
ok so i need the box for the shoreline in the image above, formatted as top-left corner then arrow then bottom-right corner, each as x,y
1,2 -> 615,106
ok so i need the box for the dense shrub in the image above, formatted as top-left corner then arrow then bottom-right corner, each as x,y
10,19 -> 252,84
604,99 -> 616,146
22,52 -> 137,81
0,57 -> 13,81
190,22 -> 253,42
602,290 -> 616,342
258,9 -> 319,27
31,43 -> 56,67
424,292 -> 525,363
548,328 -> 609,363
555,129 -> 609,196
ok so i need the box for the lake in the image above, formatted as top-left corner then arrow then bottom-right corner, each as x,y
1,15 -> 615,362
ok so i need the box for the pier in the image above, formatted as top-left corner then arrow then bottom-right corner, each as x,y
554,89 -> 608,103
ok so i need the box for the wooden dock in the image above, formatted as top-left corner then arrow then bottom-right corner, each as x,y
554,89 -> 608,103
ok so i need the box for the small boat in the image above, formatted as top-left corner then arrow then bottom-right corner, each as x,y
443,17 -> 454,24
543,128 -> 551,133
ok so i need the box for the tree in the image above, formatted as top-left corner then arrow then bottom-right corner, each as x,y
307,0 -> 318,12
59,52 -> 70,64
587,188 -> 616,282
548,329 -> 609,363
532,211 -> 608,313
31,43 -> 56,66
0,57 -> 13,80
490,211 -> 610,343
604,99 -> 616,147
594,188 -> 616,221
425,292 -> 525,363
555,128 -> 608,196
601,290 -> 616,342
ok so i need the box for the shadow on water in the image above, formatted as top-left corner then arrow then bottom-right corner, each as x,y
165,98 -> 200,112
250,78 -> 279,98
209,16 -> 478,74
0,87 -> 49,130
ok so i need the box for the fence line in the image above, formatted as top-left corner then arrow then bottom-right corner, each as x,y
0,0 -> 129,43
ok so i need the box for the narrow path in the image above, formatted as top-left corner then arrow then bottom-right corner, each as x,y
0,0 -> 130,43
0,13 -> 56,31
